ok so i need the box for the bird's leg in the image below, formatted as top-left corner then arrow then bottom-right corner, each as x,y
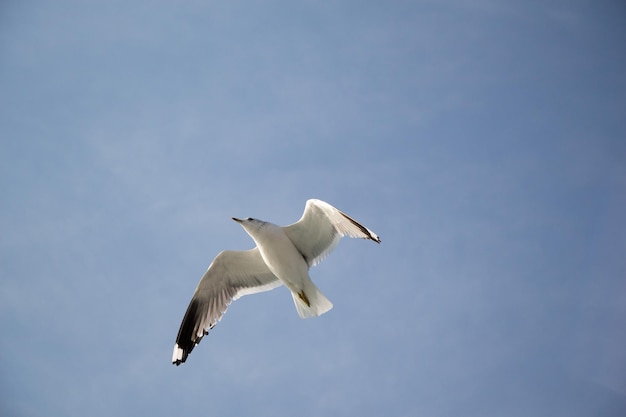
297,290 -> 311,307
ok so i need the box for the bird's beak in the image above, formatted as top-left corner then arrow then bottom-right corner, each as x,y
232,217 -> 243,223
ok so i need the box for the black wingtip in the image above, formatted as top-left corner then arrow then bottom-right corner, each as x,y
172,342 -> 190,366
339,211 -> 381,244
173,298 -> 209,366
367,234 -> 381,244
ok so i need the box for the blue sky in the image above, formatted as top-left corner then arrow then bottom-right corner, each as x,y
1,0 -> 625,416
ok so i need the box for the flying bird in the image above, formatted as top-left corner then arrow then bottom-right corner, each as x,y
172,199 -> 381,365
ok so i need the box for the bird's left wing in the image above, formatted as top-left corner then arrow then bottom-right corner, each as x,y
172,248 -> 281,365
283,199 -> 380,267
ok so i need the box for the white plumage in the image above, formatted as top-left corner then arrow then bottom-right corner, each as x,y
172,199 -> 380,365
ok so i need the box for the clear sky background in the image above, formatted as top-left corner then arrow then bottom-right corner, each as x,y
1,1 -> 625,416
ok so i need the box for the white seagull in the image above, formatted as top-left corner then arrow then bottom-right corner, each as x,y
172,199 -> 380,365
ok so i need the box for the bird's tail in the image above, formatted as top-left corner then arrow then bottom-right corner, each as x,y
291,281 -> 333,318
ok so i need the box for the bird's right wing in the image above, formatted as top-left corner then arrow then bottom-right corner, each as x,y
172,248 -> 281,365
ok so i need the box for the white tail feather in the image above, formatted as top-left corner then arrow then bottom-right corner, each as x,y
291,282 -> 333,318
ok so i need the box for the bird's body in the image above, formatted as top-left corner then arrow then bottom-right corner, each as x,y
246,220 -> 310,296
172,199 -> 380,365
235,218 -> 333,318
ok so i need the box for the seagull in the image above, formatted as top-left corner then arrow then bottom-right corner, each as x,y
171,199 -> 380,365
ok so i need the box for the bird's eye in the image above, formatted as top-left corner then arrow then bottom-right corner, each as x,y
247,217 -> 254,221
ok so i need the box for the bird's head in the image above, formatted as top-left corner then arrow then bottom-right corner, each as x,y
232,217 -> 266,236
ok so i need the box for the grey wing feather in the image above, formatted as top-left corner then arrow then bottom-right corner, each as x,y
283,199 -> 381,267
172,248 -> 280,365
